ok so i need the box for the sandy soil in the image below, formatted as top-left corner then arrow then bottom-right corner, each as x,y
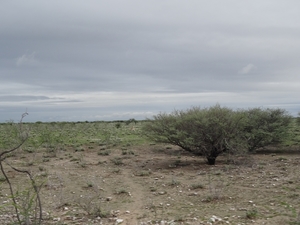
1,144 -> 300,225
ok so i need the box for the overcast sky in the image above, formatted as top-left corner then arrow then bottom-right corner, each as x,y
1,1 -> 300,122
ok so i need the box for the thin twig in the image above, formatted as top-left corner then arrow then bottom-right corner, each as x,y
5,162 -> 43,224
0,161 -> 21,224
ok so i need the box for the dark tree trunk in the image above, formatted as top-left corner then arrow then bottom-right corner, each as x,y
206,147 -> 219,165
207,156 -> 216,165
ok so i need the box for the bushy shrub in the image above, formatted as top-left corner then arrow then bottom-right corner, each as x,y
242,108 -> 292,152
143,105 -> 292,165
143,104 -> 246,165
297,112 -> 300,126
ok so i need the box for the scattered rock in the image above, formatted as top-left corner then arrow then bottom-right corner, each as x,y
239,208 -> 248,211
53,217 -> 61,221
188,192 -> 198,196
116,218 -> 123,224
209,215 -> 222,223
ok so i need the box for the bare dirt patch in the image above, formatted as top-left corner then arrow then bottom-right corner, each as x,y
1,144 -> 300,225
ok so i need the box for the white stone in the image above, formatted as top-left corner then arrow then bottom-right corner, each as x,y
116,218 -> 123,224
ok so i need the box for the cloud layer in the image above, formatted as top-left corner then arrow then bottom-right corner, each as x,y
1,0 -> 300,122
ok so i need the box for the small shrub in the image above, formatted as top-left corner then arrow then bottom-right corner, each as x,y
75,147 -> 85,152
121,149 -> 135,155
111,157 -> 123,165
112,168 -> 121,173
70,157 -> 79,162
38,166 -> 46,171
149,186 -> 157,192
80,162 -> 87,168
87,182 -> 93,188
174,216 -> 185,222
115,188 -> 129,195
24,148 -> 34,153
98,161 -> 106,165
136,170 -> 151,176
39,172 -> 48,177
202,194 -> 225,203
246,208 -> 258,219
98,150 -> 110,156
168,178 -> 181,186
190,183 -> 204,190
98,209 -> 110,218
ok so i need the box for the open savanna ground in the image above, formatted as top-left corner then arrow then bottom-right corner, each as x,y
0,120 -> 300,225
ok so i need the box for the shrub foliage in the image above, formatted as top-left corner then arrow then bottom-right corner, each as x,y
242,108 -> 292,152
143,105 -> 292,165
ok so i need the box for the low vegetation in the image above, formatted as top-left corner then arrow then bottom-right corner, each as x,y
0,109 -> 299,224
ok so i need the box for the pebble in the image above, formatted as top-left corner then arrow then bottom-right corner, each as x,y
209,215 -> 222,223
116,218 -> 123,224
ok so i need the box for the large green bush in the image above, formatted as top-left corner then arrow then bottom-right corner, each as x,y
143,105 -> 292,165
242,108 -> 292,152
143,105 -> 246,165
297,112 -> 300,126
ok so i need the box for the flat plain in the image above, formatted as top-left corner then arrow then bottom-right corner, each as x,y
0,121 -> 300,225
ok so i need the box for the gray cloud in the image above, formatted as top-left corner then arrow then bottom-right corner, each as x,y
1,0 -> 300,122
0,95 -> 49,102
238,64 -> 257,75
16,52 -> 39,67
